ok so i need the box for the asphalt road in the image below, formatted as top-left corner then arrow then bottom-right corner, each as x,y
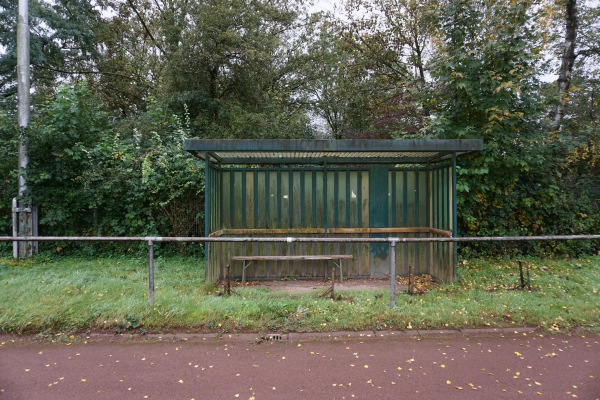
1,330 -> 598,399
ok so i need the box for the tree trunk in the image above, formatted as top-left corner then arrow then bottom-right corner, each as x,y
552,0 -> 578,132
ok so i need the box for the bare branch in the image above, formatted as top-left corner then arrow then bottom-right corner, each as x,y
125,0 -> 166,56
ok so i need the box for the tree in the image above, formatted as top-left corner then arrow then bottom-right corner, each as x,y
551,0 -> 578,131
156,0 -> 313,138
549,0 -> 600,132
303,0 -> 438,138
427,0 -> 556,245
297,15 -> 370,138
27,82 -> 108,234
0,0 -> 105,98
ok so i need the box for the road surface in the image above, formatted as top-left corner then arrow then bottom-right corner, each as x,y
1,330 -> 598,399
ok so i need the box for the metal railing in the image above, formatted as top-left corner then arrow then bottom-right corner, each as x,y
2,235 -> 599,307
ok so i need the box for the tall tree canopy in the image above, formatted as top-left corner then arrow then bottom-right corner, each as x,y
0,0 -> 597,255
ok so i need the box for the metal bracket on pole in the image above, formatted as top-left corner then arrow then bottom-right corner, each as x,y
12,198 -> 35,259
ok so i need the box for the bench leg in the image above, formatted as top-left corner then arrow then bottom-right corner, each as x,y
331,259 -> 343,283
242,260 -> 252,284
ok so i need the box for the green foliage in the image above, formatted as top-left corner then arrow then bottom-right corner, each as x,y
0,0 -> 597,258
0,0 -> 104,97
27,82 -> 108,234
0,109 -> 18,251
159,0 -> 312,138
425,0 -> 597,255
22,85 -> 205,255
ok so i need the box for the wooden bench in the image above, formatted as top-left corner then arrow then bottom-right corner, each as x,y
231,255 -> 353,283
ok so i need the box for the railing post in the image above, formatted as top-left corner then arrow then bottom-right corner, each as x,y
12,198 -> 18,258
390,239 -> 397,308
148,240 -> 155,305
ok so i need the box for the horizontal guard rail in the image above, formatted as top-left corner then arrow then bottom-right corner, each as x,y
2,235 -> 600,243
2,235 -> 599,308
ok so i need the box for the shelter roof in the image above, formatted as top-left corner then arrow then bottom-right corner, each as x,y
184,139 -> 483,165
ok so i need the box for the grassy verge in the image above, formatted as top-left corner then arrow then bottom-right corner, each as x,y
0,255 -> 598,335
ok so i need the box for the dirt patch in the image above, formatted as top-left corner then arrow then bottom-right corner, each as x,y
223,278 -> 408,294
219,274 -> 437,294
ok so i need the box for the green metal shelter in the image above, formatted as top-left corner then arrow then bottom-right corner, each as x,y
184,139 -> 483,283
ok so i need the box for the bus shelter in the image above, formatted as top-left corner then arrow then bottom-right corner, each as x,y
184,139 -> 483,283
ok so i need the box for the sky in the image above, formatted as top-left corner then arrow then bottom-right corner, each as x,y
309,0 -> 340,13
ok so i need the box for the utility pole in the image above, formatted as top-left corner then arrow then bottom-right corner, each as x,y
15,0 -> 34,258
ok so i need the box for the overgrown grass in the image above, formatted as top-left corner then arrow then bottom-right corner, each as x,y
0,255 -> 598,335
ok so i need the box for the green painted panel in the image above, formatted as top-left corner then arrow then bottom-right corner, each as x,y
315,171 -> 325,230
349,172 -> 359,229
390,170 -> 396,226
269,171 -> 279,229
345,171 -> 352,228
303,172 -> 313,228
222,173 -> 231,228
407,171 -> 416,227
418,172 -> 428,272
312,170 -> 318,227
369,166 -> 389,278
241,171 -> 247,227
333,170 -> 339,228
246,172 -> 254,228
207,164 -> 456,282
337,171 -> 347,228
256,172 -> 266,228
357,171 -> 363,227
280,171 -> 290,229
398,170 -> 405,226
291,171 -> 300,228
233,171 -> 244,228
299,171 -> 306,228
360,171 -> 370,276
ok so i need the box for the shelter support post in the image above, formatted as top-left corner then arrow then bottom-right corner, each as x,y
452,153 -> 458,281
204,153 -> 210,282
390,239 -> 397,307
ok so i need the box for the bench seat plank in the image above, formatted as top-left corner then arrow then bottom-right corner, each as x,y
232,255 -> 353,282
232,255 -> 353,261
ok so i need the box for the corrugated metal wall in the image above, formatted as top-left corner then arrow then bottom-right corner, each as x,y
206,164 -> 454,283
